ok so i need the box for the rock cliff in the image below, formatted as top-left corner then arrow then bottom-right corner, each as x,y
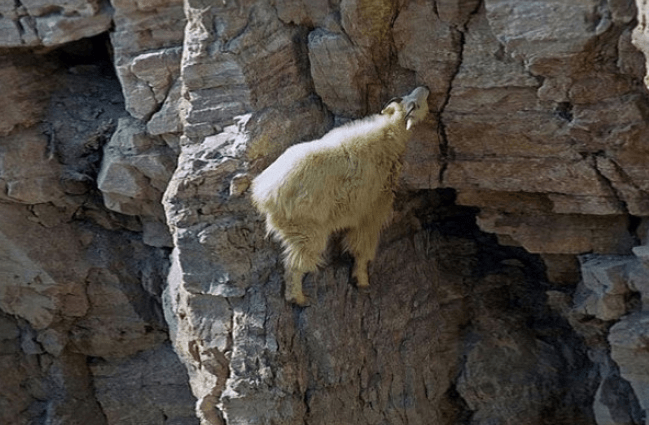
3,0 -> 649,424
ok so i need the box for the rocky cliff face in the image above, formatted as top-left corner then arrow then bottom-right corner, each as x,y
3,0 -> 649,424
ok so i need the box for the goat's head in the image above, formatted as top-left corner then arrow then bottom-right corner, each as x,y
381,86 -> 430,130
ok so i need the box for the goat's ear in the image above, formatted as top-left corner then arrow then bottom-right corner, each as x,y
381,103 -> 396,115
381,97 -> 402,115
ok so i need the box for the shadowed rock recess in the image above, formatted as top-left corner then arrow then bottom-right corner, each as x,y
4,0 -> 649,424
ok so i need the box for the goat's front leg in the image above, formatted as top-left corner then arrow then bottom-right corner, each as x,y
345,227 -> 380,291
353,260 -> 370,290
285,269 -> 308,306
345,194 -> 393,291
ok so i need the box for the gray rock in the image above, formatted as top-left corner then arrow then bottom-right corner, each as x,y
0,229 -> 57,330
98,117 -> 177,219
308,28 -> 369,117
592,353 -> 644,425
609,312 -> 649,420
574,255 -> 634,321
69,268 -> 167,359
37,329 -> 68,357
148,80 -> 183,136
90,343 -> 198,425
4,0 -> 649,423
116,47 -> 182,120
110,0 -> 185,57
0,0 -> 111,47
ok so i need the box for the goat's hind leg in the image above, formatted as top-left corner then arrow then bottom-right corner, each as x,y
281,224 -> 328,306
284,269 -> 308,306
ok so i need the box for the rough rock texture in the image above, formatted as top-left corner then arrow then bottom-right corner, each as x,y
0,2 -> 192,424
4,0 -> 649,424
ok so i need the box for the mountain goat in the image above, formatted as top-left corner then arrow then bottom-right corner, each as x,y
251,87 -> 430,305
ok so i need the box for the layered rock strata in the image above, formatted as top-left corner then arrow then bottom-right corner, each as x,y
3,0 -> 649,424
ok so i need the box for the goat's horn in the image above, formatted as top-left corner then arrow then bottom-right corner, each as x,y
382,97 -> 402,109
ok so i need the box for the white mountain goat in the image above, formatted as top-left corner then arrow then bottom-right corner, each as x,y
251,87 -> 430,305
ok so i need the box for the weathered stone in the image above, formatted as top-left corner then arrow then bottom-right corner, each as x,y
37,328 -> 68,356
110,0 -> 185,57
448,8 -> 540,89
90,343 -> 198,425
457,325 -> 564,424
115,47 -> 182,120
632,244 -> 649,267
308,28 -> 375,117
5,0 -> 649,423
273,0 -> 335,27
0,19 -> 23,47
147,79 -> 183,136
484,0 -> 605,74
574,255 -> 634,321
69,268 -> 167,358
340,0 -> 394,49
400,119 -> 442,189
181,2 -> 311,136
393,0 -> 461,111
0,229 -> 58,330
540,254 -> 581,285
0,0 -> 111,48
609,312 -> 649,420
34,8 -> 112,46
109,0 -> 185,143
0,134 -> 62,204
477,212 -> 634,255
0,313 -> 39,425
0,27 -> 188,424
229,173 -> 251,197
437,0 -> 482,27
447,158 -> 623,213
245,99 -> 332,170
592,354 -> 644,425
142,218 -> 173,248
41,353 -> 108,424
98,117 -> 176,218
0,56 -> 57,136
633,0 -> 649,79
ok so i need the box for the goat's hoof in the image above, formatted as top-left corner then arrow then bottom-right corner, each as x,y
287,293 -> 311,307
356,284 -> 371,294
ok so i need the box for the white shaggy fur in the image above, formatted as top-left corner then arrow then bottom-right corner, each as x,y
252,87 -> 430,305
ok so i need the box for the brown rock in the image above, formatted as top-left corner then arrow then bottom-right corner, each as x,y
115,47 -> 182,120
0,0 -> 111,47
69,268 -> 167,358
273,0 -> 334,27
110,0 -> 185,57
575,255 -> 634,321
308,28 -> 371,117
476,212 -> 634,254
0,56 -> 57,136
90,344 -> 197,424
393,0 -> 461,111
4,0 -> 649,423
98,117 -> 176,218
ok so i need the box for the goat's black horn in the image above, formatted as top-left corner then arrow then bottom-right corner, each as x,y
382,97 -> 402,109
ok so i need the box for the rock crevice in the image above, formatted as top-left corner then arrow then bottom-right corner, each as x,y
4,0 -> 649,424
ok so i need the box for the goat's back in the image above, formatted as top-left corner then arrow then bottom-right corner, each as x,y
251,113 -> 408,227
